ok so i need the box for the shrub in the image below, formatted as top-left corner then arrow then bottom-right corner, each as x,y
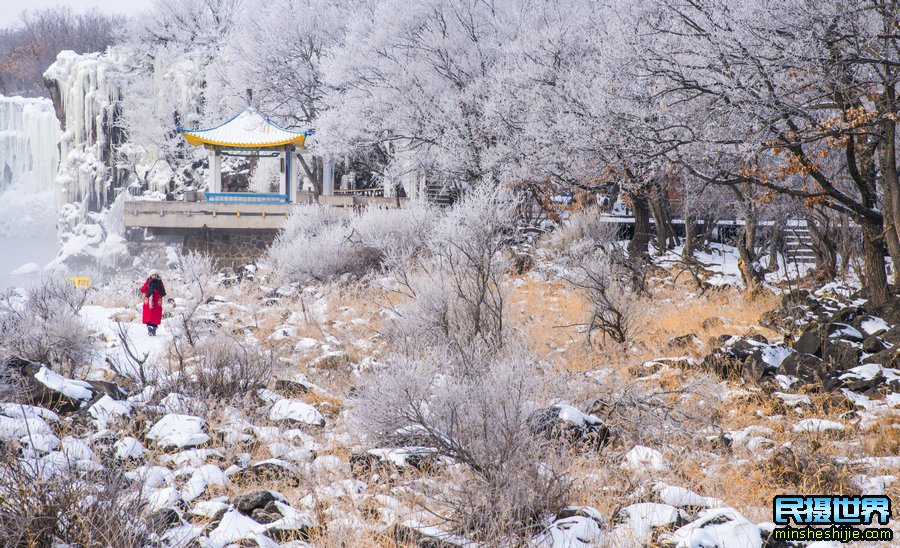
268,203 -> 434,283
354,347 -> 570,540
172,251 -> 218,347
166,331 -> 278,403
542,207 -> 620,259
0,277 -> 95,377
386,186 -> 518,355
176,333 -> 277,399
569,250 -> 644,345
0,448 -> 162,547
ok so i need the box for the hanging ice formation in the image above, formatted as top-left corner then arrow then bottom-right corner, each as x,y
44,49 -> 126,213
0,96 -> 61,237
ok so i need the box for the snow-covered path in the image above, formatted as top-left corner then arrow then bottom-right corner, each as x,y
79,305 -> 171,380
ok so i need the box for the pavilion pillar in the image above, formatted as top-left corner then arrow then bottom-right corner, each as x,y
208,147 -> 222,193
323,156 -> 335,196
283,147 -> 292,203
278,150 -> 287,197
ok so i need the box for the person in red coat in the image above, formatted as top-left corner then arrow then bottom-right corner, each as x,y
141,269 -> 166,336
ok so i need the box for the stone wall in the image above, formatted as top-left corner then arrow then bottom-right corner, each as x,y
182,228 -> 277,267
126,227 -> 277,268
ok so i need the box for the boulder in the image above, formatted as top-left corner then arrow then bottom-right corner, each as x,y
233,490 -> 279,515
821,340 -> 862,371
862,347 -> 900,367
777,353 -> 827,383
826,322 -> 864,343
792,327 -> 823,356
8,361 -> 94,414
529,404 -> 616,450
843,373 -> 886,395
701,317 -> 723,331
862,336 -> 889,354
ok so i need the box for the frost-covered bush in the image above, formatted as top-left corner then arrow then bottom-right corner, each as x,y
268,202 -> 434,283
542,207 -> 621,261
0,447 -> 160,547
569,249 -> 644,345
354,347 -> 570,540
348,202 -> 435,269
0,277 -> 94,377
387,186 -> 517,354
173,333 -> 277,399
172,251 -> 218,347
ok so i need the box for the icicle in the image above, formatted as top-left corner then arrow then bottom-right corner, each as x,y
0,96 -> 61,237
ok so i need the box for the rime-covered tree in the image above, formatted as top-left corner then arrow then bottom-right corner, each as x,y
625,0 -> 900,304
316,0 -> 521,191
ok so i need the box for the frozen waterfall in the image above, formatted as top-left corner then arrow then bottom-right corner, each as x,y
0,96 -> 61,238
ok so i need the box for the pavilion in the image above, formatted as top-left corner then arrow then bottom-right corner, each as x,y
179,108 -> 312,203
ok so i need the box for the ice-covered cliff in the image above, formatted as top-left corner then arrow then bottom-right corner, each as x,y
0,96 -> 61,238
44,49 -> 127,213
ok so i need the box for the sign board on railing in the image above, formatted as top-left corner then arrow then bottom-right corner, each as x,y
66,277 -> 92,289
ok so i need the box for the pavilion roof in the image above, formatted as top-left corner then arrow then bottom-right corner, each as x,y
179,108 -> 309,148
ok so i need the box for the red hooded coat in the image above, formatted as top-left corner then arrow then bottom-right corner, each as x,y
141,277 -> 166,325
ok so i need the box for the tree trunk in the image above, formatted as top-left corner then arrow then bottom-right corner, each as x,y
627,192 -> 652,261
806,215 -> 837,282
737,195 -> 763,292
649,189 -> 677,255
861,217 -> 890,306
744,212 -> 758,262
683,212 -> 696,261
881,181 -> 900,286
766,225 -> 781,273
879,44 -> 900,286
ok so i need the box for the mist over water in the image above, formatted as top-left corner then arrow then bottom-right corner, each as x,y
0,236 -> 59,289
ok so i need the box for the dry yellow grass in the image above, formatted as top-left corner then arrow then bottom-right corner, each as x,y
85,264 -> 900,544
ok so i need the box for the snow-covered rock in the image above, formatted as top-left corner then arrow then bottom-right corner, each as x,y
655,483 -> 722,509
114,436 -> 145,459
534,506 -> 605,547
146,414 -> 210,449
190,497 -> 230,518
207,508 -> 265,546
792,418 -> 844,433
0,415 -> 53,440
619,502 -> 681,541
145,486 -> 183,512
34,366 -> 93,401
0,403 -> 59,422
60,435 -> 96,461
182,464 -> 228,502
88,394 -> 132,429
623,445 -> 669,474
268,399 -> 325,426
663,507 -> 762,548
20,432 -> 60,452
